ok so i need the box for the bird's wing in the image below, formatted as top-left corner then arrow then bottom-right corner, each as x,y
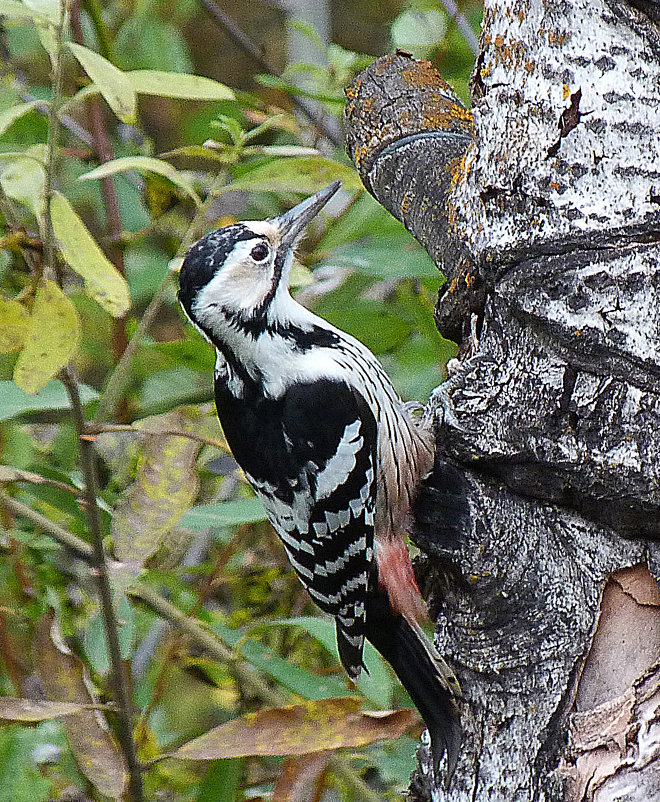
248,379 -> 378,679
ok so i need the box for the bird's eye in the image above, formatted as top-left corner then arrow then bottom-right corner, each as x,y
250,243 -> 269,262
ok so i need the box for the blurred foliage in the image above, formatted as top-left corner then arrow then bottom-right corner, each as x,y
0,0 -> 480,799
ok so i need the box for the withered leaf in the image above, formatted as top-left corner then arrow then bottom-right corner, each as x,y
112,408 -> 202,567
32,612 -> 128,799
0,697 -> 85,722
172,697 -> 417,760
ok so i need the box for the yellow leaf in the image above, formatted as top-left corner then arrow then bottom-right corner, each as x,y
51,192 -> 130,317
127,70 -> 234,101
112,409 -> 204,567
13,280 -> 80,394
0,299 -> 30,353
0,147 -> 46,220
68,43 -> 137,124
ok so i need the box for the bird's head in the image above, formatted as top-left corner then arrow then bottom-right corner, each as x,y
178,180 -> 341,340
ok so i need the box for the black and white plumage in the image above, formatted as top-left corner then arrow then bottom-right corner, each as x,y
178,181 -> 461,775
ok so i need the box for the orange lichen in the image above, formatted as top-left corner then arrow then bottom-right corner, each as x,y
401,59 -> 450,92
562,83 -> 570,99
494,33 -> 505,47
548,30 -> 567,46
524,61 -> 534,73
353,144 -> 368,170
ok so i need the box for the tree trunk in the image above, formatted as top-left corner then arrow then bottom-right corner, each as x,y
344,2 -> 660,800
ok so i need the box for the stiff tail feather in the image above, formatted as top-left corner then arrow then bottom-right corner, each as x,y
365,590 -> 461,779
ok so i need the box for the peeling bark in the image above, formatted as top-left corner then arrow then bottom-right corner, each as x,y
345,1 -> 660,800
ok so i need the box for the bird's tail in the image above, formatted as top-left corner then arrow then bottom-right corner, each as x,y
365,589 -> 462,778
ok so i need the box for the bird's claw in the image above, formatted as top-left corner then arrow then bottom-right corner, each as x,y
427,353 -> 496,434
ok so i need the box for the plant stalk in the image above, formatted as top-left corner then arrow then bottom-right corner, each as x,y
60,372 -> 144,802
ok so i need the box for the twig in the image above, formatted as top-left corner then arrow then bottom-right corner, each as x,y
60,371 -> 144,801
88,423 -> 227,451
42,0 -> 67,280
439,0 -> 480,57
198,0 -> 344,149
0,490 -> 93,561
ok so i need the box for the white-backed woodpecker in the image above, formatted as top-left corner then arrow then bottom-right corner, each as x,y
178,181 -> 460,775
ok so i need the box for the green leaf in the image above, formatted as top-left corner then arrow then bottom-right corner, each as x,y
180,497 -> 267,531
229,157 -> 362,194
35,18 -> 57,63
51,192 -> 130,317
113,16 -> 193,73
197,758 -> 244,802
391,9 -> 447,57
68,42 -> 137,124
0,727 -> 51,802
0,101 -> 40,138
21,0 -> 59,24
0,299 -> 30,353
0,1 -> 49,19
127,70 -> 234,101
0,379 -> 98,422
271,616 -> 394,708
13,280 -> 80,395
209,616 -> 351,701
322,238 -> 438,279
79,156 -> 201,206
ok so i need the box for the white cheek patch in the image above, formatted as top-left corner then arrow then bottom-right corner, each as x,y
193,239 -> 274,326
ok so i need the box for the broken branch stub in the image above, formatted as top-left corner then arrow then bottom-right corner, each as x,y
344,52 -> 484,343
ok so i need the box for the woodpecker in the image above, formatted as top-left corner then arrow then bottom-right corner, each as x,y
178,181 -> 461,775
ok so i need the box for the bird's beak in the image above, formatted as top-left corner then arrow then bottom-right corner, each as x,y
275,181 -> 342,248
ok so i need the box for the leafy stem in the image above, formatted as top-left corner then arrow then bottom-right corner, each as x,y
42,0 -> 68,281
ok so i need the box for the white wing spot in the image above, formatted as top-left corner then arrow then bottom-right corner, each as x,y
316,420 -> 363,499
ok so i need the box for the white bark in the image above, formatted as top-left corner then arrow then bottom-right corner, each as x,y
345,1 -> 660,799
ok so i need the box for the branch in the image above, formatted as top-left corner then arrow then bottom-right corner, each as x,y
60,371 -> 144,802
344,53 -> 483,343
88,423 -> 227,451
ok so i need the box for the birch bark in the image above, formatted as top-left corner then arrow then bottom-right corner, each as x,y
344,2 -> 660,800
